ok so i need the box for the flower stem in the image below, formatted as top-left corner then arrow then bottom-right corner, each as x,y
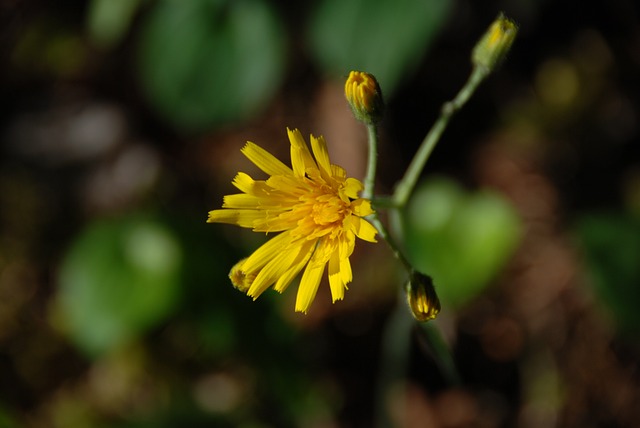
374,292 -> 413,428
363,123 -> 378,200
416,322 -> 461,386
392,66 -> 489,208
370,195 -> 398,209
364,123 -> 414,272
369,214 -> 413,274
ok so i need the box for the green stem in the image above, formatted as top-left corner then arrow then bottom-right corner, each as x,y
363,123 -> 378,200
362,107 -> 414,278
392,66 -> 489,208
417,322 -> 461,386
374,292 -> 413,428
368,214 -> 412,274
370,195 -> 398,209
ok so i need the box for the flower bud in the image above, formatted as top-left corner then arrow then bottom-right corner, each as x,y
229,258 -> 254,293
344,71 -> 384,124
406,271 -> 441,322
472,13 -> 518,73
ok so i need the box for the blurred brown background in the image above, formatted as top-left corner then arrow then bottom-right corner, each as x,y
1,0 -> 640,427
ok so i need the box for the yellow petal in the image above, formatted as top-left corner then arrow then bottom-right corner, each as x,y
242,141 -> 292,176
253,216 -> 299,234
309,236 -> 335,267
342,177 -> 364,200
340,255 -> 352,285
207,209 -> 262,228
331,165 -> 346,181
338,232 -> 356,260
310,135 -> 332,179
232,172 -> 271,197
232,172 -> 255,193
352,198 -> 374,217
273,240 -> 315,292
242,231 -> 293,273
295,254 -> 325,313
266,175 -> 305,195
349,216 -> 378,242
247,242 -> 309,299
287,128 -> 316,177
290,144 -> 309,178
222,194 -> 261,209
328,250 -> 345,302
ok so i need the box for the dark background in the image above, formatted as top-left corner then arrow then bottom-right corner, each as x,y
1,0 -> 640,427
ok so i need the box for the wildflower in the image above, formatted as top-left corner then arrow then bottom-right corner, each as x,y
472,13 -> 518,73
208,128 -> 377,313
406,271 -> 441,322
344,71 -> 384,124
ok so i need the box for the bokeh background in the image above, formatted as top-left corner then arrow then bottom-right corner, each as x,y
2,0 -> 640,427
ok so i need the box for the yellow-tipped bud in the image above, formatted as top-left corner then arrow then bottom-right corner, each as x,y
406,271 -> 441,322
229,258 -> 254,293
344,71 -> 384,124
472,13 -> 518,73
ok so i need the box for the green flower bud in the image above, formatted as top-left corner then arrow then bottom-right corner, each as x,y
406,271 -> 441,322
344,71 -> 384,124
472,13 -> 518,73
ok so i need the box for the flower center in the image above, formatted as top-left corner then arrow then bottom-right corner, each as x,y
311,194 -> 348,226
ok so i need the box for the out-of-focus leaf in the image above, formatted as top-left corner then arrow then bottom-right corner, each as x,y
165,214 -> 301,361
11,20 -> 86,77
0,406 -> 18,428
307,0 -> 451,93
577,213 -> 640,336
402,177 -> 521,309
137,0 -> 286,132
87,0 -> 144,48
57,215 -> 182,356
116,406 -> 233,428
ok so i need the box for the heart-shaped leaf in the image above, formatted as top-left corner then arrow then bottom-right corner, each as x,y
402,177 -> 521,309
577,213 -> 640,336
57,215 -> 182,356
307,0 -> 451,93
137,0 -> 286,132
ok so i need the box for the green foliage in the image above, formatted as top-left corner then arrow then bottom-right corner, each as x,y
57,215 -> 182,356
164,218 -> 331,426
577,213 -> 640,336
308,0 -> 451,93
87,0 -> 144,48
136,0 -> 286,132
402,177 -> 521,309
0,406 -> 18,428
115,407 -> 234,428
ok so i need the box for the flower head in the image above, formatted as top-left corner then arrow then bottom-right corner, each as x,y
208,128 -> 377,313
345,71 -> 384,124
472,13 -> 518,73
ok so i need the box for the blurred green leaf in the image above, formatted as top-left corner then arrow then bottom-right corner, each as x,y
57,215 -> 182,356
307,0 -> 451,93
0,406 -> 18,428
577,213 -> 640,336
402,177 -> 521,309
164,214 -> 300,360
137,0 -> 286,132
87,0 -> 144,48
116,409 -> 233,428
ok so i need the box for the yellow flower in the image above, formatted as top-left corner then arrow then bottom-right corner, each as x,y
344,71 -> 384,124
208,128 -> 378,313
